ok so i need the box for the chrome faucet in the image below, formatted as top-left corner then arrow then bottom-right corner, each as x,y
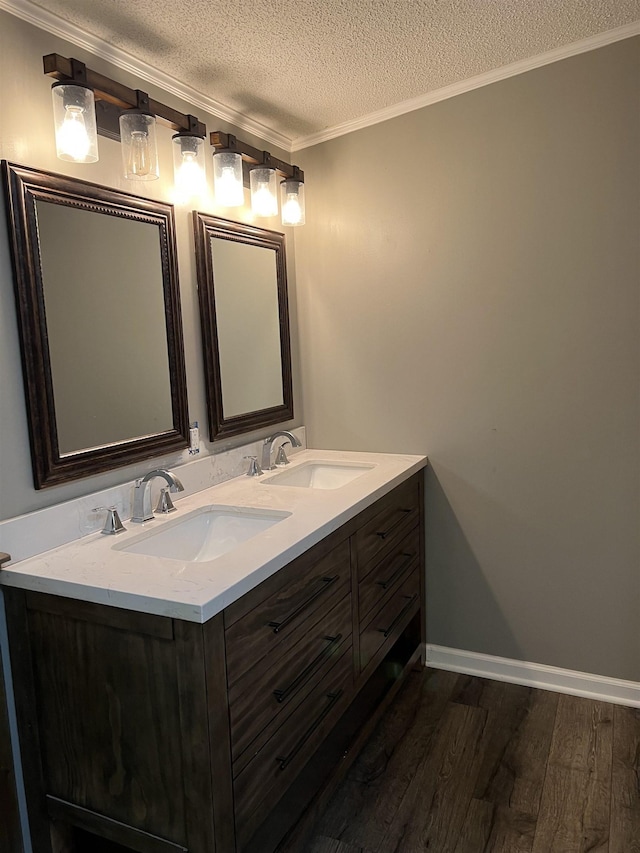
261,431 -> 302,471
131,469 -> 184,523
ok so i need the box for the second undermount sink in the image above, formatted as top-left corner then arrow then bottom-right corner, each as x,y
262,461 -> 375,490
115,506 -> 290,562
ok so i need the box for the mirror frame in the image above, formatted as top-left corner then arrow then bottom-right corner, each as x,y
193,213 -> 294,441
2,161 -> 190,489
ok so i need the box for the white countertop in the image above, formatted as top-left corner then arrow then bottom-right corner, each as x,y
0,450 -> 426,623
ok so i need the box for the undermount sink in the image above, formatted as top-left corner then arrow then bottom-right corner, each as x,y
115,506 -> 290,562
262,461 -> 375,490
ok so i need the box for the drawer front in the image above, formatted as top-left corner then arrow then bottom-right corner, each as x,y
358,524 -> 420,622
225,538 -> 351,686
355,477 -> 420,569
360,568 -> 420,672
229,593 -> 352,764
233,649 -> 353,848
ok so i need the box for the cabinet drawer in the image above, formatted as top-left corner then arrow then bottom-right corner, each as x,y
229,593 -> 352,765
224,538 -> 351,686
355,477 -> 420,569
360,568 -> 420,672
359,524 -> 420,622
233,649 -> 352,848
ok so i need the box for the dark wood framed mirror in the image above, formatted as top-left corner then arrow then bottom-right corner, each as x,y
2,161 -> 189,489
193,213 -> 294,441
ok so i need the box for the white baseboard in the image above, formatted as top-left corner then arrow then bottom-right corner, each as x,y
425,644 -> 640,708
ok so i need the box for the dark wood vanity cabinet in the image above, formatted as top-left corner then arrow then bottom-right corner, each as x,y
5,471 -> 425,853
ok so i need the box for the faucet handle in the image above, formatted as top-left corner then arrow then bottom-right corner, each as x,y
244,456 -> 263,477
155,488 -> 177,514
93,506 -> 126,535
274,441 -> 291,467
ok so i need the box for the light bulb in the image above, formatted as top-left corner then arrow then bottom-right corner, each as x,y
120,111 -> 159,181
177,153 -> 203,193
252,186 -> 278,216
128,130 -> 152,177
282,195 -> 302,225
217,167 -> 244,205
280,179 -> 305,226
172,134 -> 207,201
250,167 -> 278,217
213,151 -> 244,207
58,106 -> 90,161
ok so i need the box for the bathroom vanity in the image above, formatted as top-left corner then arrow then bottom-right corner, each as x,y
2,451 -> 426,853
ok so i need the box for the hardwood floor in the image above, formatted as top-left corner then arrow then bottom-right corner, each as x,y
304,668 -> 640,853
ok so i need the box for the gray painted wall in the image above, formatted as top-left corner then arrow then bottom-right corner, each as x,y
294,38 -> 640,681
0,9 -> 302,520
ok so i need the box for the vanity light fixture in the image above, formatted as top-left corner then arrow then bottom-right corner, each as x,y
43,55 -> 307,221
50,59 -> 98,163
43,54 -> 206,184
210,131 -> 305,226
172,116 -> 207,200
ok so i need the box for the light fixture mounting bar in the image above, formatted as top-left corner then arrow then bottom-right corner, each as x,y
43,54 -> 206,136
210,131 -> 303,181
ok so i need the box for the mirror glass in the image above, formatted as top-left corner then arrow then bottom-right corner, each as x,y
193,214 -> 294,440
3,162 -> 189,489
36,201 -> 173,454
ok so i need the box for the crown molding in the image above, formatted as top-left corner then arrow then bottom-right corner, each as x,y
0,0 -> 294,153
292,20 -> 640,151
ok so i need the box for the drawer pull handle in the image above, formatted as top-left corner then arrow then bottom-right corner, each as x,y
376,508 -> 413,539
273,634 -> 343,704
268,576 -> 339,634
378,593 -> 418,638
275,689 -> 343,771
377,552 -> 415,590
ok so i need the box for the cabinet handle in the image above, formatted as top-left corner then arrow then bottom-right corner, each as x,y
376,552 -> 415,590
375,508 -> 413,539
268,575 -> 339,634
275,689 -> 343,771
273,634 -> 343,704
378,593 -> 418,638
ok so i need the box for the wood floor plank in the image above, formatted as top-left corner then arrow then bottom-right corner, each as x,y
314,668 -> 459,849
453,683 -> 558,853
610,704 -> 640,853
306,836 -> 376,853
453,798 -> 494,852
503,688 -> 559,818
378,701 -> 487,852
471,680 -> 544,806
532,695 -> 613,853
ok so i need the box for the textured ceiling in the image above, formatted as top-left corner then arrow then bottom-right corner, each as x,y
28,0 -> 640,143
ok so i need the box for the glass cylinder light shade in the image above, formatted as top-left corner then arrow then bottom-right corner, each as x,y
280,179 -> 305,226
119,111 -> 159,180
213,151 -> 244,207
51,83 -> 99,163
250,167 -> 278,217
172,133 -> 207,200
